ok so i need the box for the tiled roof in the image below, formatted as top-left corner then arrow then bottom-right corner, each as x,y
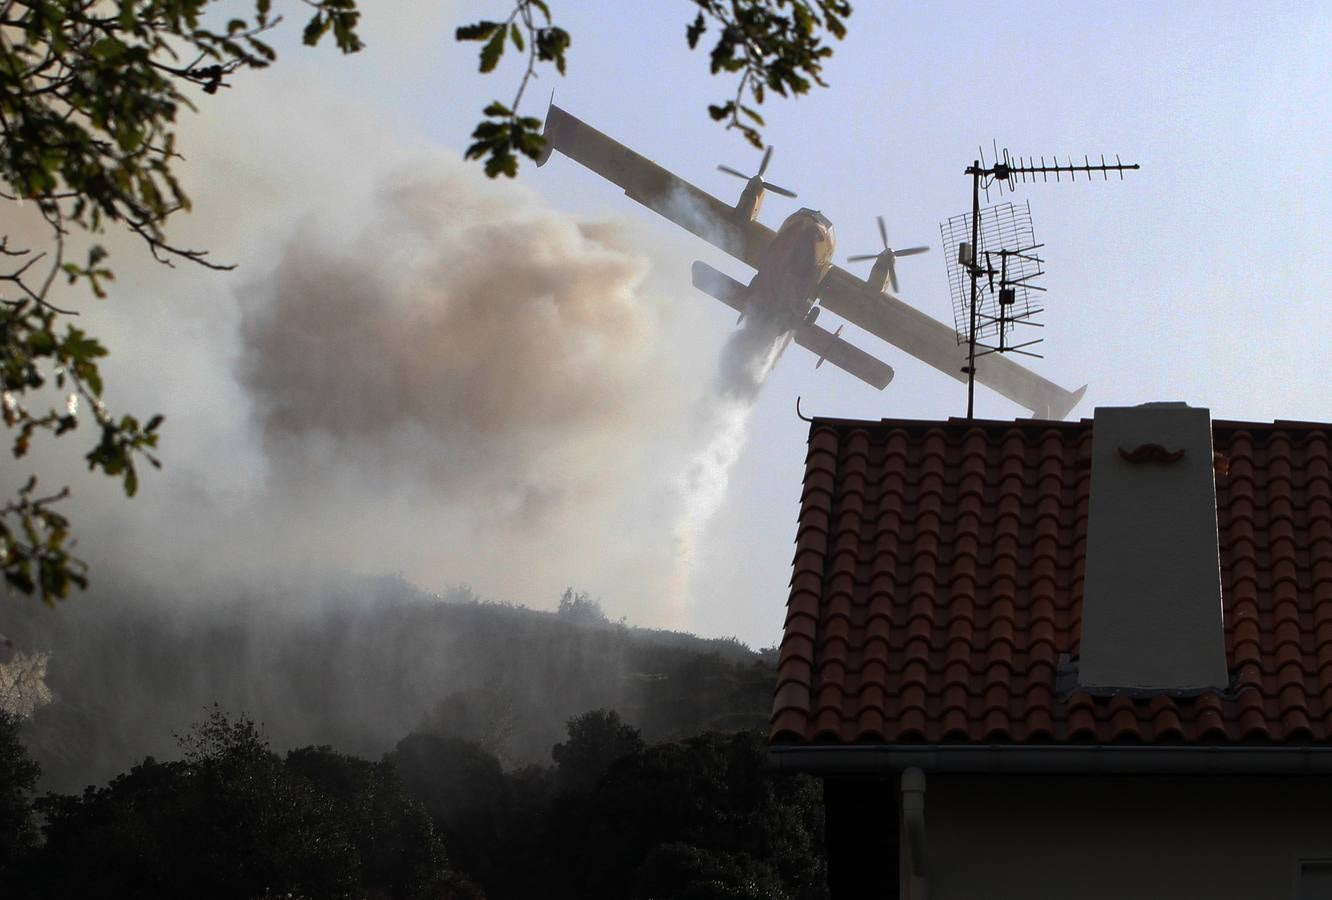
771,416 -> 1332,746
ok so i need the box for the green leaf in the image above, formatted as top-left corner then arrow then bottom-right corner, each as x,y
303,14 -> 331,46
6,569 -> 35,595
484,149 -> 518,179
89,37 -> 127,60
479,26 -> 506,73
510,22 -> 524,53
516,130 -> 546,159
28,331 -> 56,354
686,12 -> 706,49
61,328 -> 107,363
455,20 -> 500,41
535,27 -> 570,73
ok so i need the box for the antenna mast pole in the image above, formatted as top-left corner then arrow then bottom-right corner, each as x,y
965,160 -> 982,419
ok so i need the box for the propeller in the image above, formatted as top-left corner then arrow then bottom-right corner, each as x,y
718,146 -> 797,199
847,216 -> 929,293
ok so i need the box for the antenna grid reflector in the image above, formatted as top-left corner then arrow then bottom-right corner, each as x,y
940,200 -> 1044,347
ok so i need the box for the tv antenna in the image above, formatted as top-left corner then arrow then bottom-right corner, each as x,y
949,142 -> 1139,419
941,200 -> 1045,363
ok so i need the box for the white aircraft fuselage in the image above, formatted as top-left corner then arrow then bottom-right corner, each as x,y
742,207 -> 836,330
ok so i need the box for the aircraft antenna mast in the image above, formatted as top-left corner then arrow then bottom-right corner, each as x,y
945,145 -> 1140,419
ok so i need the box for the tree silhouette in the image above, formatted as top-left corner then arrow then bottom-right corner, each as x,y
551,708 -> 645,792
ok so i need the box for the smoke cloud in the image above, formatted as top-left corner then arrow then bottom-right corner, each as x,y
4,71 -> 728,630
666,318 -> 790,616
241,171 -> 672,530
1,6 -> 790,787
156,162 -> 716,627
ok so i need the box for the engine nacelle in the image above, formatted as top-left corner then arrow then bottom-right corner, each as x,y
735,181 -> 764,222
867,257 -> 893,295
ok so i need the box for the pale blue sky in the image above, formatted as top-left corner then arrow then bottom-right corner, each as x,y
48,2 -> 1331,648
448,2 -> 1331,644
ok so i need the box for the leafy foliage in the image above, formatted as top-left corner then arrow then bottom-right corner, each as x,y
556,585 -> 608,624
0,640 -> 825,897
15,708 -> 477,899
551,708 -> 644,791
636,842 -> 790,899
0,711 -> 41,875
687,1 -> 852,148
457,1 -> 854,177
456,2 -> 567,177
373,714 -> 826,899
388,733 -> 509,889
574,731 -> 826,900
0,1 -> 363,603
477,727 -> 827,899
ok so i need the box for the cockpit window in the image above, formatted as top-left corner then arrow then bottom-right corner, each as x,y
797,207 -> 832,228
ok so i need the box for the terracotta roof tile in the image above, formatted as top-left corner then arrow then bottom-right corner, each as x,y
771,415 -> 1332,747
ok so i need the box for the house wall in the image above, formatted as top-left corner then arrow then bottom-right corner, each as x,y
917,774 -> 1332,900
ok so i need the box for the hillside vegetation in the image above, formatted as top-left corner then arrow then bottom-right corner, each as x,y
0,576 -> 827,898
6,575 -> 776,791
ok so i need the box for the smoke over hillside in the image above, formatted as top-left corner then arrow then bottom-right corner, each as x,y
233,169 -> 700,604
1,39 -> 793,789
37,146 -> 732,630
6,575 -> 774,792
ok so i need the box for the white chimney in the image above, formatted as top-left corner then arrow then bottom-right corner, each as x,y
1078,403 -> 1229,691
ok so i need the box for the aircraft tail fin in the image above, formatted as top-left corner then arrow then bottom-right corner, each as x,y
536,100 -> 567,167
1046,383 -> 1088,421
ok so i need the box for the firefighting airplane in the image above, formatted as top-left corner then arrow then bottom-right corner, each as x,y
536,104 -> 1087,419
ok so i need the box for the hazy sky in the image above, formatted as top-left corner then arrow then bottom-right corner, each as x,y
16,1 -> 1330,649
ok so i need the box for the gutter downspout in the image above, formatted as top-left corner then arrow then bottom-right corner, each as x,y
901,767 -> 927,900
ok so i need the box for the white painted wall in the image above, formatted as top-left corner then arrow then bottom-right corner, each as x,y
912,775 -> 1332,900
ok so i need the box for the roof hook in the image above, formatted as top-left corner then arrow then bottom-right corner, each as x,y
795,395 -> 813,422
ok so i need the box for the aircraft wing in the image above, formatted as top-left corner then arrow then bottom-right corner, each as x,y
817,265 -> 1086,419
538,104 -> 774,268
692,261 -> 894,390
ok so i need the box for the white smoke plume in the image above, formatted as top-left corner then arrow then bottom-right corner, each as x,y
665,319 -> 790,617
226,166 -> 710,624
243,172 -> 654,519
652,183 -> 793,619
